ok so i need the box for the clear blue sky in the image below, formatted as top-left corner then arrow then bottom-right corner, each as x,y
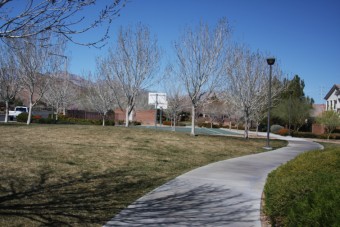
68,0 -> 340,104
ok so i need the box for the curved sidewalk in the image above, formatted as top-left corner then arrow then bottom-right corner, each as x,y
105,136 -> 323,226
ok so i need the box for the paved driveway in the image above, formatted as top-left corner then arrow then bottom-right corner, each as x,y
105,136 -> 322,226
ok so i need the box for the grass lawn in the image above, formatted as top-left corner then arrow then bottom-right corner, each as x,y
264,143 -> 340,226
0,124 -> 286,226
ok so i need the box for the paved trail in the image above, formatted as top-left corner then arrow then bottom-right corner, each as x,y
105,135 -> 322,227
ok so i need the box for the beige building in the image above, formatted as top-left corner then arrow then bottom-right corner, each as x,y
324,84 -> 340,112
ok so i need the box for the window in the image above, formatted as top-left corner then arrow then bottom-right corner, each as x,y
335,100 -> 337,109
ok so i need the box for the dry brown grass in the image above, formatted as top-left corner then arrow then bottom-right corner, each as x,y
0,124 -> 286,226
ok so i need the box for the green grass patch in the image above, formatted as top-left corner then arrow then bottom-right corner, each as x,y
264,143 -> 340,226
0,124 -> 286,226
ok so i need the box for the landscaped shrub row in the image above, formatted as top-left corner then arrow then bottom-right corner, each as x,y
264,145 -> 340,226
17,113 -> 115,125
162,121 -> 186,127
292,131 -> 340,140
197,122 -> 221,128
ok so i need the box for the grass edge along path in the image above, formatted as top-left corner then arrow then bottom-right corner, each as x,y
263,143 -> 340,226
0,124 -> 287,226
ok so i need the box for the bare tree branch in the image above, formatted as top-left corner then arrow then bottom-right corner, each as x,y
0,0 -> 126,47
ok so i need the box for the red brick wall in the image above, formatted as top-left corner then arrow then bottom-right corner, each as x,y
135,110 -> 156,125
114,109 -> 155,125
312,124 -> 325,135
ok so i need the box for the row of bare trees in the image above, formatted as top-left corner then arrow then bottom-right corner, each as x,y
0,0 -> 126,124
167,19 -> 284,137
1,17 -> 285,135
0,33 -> 70,124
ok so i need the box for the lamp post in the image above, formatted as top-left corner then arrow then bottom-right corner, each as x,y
265,58 -> 275,149
288,90 -> 293,136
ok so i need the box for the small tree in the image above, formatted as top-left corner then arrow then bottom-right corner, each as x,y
162,66 -> 187,131
105,23 -> 160,127
317,111 -> 340,139
12,33 -> 59,125
203,96 -> 225,128
174,19 -> 230,135
83,71 -> 116,126
0,43 -> 21,122
225,45 -> 283,139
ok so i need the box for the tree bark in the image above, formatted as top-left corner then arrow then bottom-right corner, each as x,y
125,106 -> 130,127
191,104 -> 196,136
4,100 -> 9,123
27,102 -> 33,125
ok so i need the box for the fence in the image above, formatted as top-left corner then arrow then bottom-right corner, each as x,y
66,110 -> 114,120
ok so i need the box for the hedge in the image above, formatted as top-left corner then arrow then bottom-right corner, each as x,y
264,146 -> 340,226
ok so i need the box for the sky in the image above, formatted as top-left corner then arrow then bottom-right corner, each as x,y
67,0 -> 340,104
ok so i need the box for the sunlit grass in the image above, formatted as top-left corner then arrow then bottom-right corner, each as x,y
0,124 -> 286,226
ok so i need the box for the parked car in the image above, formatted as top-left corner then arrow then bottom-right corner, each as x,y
9,106 -> 29,121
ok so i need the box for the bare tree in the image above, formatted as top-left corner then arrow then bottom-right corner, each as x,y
0,0 -> 125,47
12,33 -> 58,124
174,19 -> 231,135
162,67 -> 187,131
82,70 -> 116,126
225,45 -> 283,139
44,71 -> 77,120
0,43 -> 21,122
202,95 -> 226,128
105,24 -> 160,127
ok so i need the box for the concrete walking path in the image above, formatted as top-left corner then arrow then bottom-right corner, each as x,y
105,134 -> 323,226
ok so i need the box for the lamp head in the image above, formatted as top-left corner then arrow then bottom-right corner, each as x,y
266,58 -> 275,66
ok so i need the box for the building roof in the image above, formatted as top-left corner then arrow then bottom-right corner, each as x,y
324,84 -> 340,100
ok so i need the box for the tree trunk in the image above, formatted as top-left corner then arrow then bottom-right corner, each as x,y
55,103 -> 59,120
102,115 -> 106,126
4,100 -> 9,123
244,111 -> 249,139
173,114 -> 176,131
125,106 -> 130,127
27,102 -> 33,125
191,104 -> 196,136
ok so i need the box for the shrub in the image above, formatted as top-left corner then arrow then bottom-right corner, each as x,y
197,122 -> 221,128
38,118 -> 57,124
264,146 -> 340,226
291,131 -> 316,138
163,121 -> 171,126
130,121 -> 141,126
270,124 -> 283,133
16,112 -> 29,122
276,128 -> 290,136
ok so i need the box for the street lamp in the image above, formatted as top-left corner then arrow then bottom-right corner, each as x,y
265,57 -> 275,149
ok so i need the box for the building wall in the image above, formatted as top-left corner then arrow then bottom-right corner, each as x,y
312,123 -> 325,135
326,90 -> 340,112
114,109 -> 156,125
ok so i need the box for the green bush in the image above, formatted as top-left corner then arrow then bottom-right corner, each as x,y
291,132 -> 340,140
16,112 -> 29,122
291,131 -> 317,138
197,122 -> 221,128
38,118 -> 57,124
276,128 -> 290,136
270,124 -> 283,133
130,121 -> 141,126
264,146 -> 340,226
